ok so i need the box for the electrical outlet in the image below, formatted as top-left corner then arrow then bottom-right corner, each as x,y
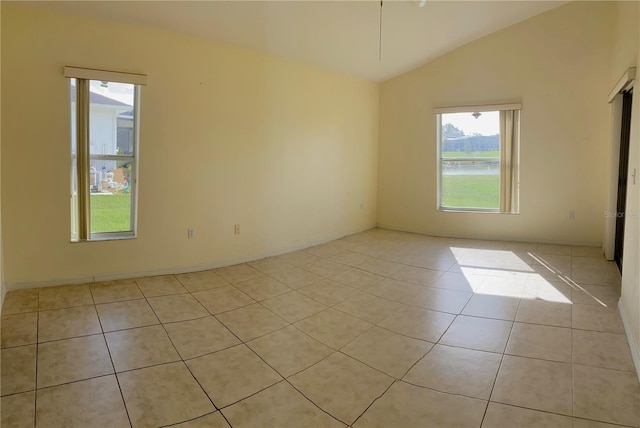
234,224 -> 240,235
568,211 -> 575,220
188,228 -> 194,239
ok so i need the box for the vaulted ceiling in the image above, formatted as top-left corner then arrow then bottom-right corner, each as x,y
29,1 -> 567,81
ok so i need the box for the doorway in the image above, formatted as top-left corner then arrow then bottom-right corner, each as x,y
614,89 -> 633,271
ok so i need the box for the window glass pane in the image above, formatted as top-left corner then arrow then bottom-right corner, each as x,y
70,79 -> 78,239
90,160 -> 133,233
89,80 -> 134,157
441,160 -> 499,209
441,111 -> 499,158
71,160 -> 78,240
88,80 -> 135,235
70,76 -> 140,240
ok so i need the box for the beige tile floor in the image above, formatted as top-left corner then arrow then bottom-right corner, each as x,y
1,228 -> 639,427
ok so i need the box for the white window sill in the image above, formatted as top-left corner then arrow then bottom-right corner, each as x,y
71,234 -> 136,243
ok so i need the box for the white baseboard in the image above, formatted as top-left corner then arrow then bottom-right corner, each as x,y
0,281 -> 6,315
5,224 -> 376,291
618,299 -> 640,382
376,223 -> 602,247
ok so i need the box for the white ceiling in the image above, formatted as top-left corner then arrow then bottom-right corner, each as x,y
28,1 -> 567,82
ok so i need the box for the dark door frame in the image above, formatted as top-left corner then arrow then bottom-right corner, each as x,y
614,89 -> 633,272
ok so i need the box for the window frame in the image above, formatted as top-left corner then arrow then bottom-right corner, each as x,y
435,103 -> 521,214
66,66 -> 146,242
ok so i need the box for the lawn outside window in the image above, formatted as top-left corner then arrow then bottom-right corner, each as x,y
66,67 -> 147,241
436,104 -> 521,213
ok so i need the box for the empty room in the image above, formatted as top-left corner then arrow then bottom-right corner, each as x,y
1,0 -> 640,427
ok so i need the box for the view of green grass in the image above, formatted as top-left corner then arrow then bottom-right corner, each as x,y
442,151 -> 499,158
441,175 -> 499,209
90,194 -> 131,233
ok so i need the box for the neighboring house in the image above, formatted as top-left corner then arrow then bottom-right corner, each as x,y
70,84 -> 132,156
70,84 -> 134,191
117,110 -> 135,156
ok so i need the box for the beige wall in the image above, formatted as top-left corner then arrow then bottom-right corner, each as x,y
610,1 -> 640,83
619,1 -> 640,376
378,1 -> 616,245
1,1 -> 639,366
1,4 -> 379,287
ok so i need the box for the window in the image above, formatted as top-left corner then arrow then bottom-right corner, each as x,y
66,67 -> 147,241
436,104 -> 521,213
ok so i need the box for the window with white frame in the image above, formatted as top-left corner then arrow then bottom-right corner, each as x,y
436,104 -> 521,213
66,67 -> 146,241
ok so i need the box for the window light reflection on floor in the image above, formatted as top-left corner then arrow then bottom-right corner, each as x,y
449,247 -> 611,306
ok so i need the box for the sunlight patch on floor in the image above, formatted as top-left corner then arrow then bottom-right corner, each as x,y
452,248 -> 577,305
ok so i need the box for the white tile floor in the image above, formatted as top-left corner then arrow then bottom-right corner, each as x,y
1,228 -> 639,427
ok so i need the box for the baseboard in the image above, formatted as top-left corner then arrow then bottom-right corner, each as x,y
1,281 -> 6,315
618,299 -> 640,382
5,224 -> 377,291
376,223 -> 601,248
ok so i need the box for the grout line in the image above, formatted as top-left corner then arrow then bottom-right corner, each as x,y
351,378 -> 397,426
244,325 -> 394,425
157,410 -> 221,428
37,302 -> 97,313
37,330 -> 107,345
33,290 -> 40,428
571,324 -> 575,419
94,296 -> 149,306
486,400 -> 574,420
478,297 -> 521,428
281,377 -> 350,426
253,303 -> 322,326
90,293 -> 134,428
0,389 -> 36,399
102,322 -> 162,335
33,372 -> 118,392
335,347 -> 409,380
1,309 -> 40,316
571,362 -> 639,375
13,231 -> 630,427
400,378 -> 491,402
120,290 -> 220,425
397,340 -> 437,380
179,341 -> 241,363
373,322 -> 448,344
218,410 -> 234,428
209,305 -> 347,426
111,359 -> 182,376
139,290 -> 220,415
199,306 -> 345,426
215,379 -> 287,412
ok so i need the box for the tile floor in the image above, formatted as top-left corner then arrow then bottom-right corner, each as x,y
1,228 -> 639,427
